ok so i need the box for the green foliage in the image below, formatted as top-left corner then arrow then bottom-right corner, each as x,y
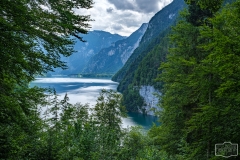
132,29 -> 170,90
184,0 -> 224,26
122,88 -> 144,112
31,90 -> 165,160
155,9 -> 210,160
38,89 -> 128,160
91,89 -> 126,159
184,1 -> 240,158
152,0 -> 240,159
0,0 -> 93,158
0,85 -> 47,159
118,126 -> 163,160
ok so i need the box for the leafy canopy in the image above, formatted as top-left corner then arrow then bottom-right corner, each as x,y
0,0 -> 93,158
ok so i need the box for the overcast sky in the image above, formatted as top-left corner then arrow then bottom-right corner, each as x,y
75,0 -> 173,36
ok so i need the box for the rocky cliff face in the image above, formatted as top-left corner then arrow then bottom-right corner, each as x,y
139,86 -> 161,115
83,23 -> 148,74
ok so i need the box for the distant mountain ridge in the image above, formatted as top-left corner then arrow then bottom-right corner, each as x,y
53,30 -> 125,75
83,23 -> 148,74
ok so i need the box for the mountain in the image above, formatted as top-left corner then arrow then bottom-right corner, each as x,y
112,0 -> 185,83
83,23 -> 148,74
112,0 -> 186,114
54,31 -> 125,75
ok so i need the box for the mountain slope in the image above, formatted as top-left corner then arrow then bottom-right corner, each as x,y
121,28 -> 171,113
54,31 -> 125,75
83,23 -> 148,74
111,0 -> 186,114
112,0 -> 185,85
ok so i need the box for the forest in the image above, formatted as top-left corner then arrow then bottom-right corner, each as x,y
1,0 -> 240,159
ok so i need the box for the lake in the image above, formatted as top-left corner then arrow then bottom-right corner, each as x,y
30,77 -> 159,130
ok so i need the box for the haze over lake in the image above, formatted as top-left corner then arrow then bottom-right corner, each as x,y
30,77 -> 159,130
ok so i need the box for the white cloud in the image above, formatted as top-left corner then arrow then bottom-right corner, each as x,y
75,0 -> 173,36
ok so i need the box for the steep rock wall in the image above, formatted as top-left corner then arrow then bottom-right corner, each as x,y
139,85 -> 161,115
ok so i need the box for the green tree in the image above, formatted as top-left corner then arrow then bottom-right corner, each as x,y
155,11 -> 204,158
40,91 -> 94,160
118,127 -> 146,160
91,89 -> 126,160
154,0 -> 239,159
0,0 -> 93,158
184,0 -> 223,26
39,90 -> 128,160
185,1 -> 240,159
